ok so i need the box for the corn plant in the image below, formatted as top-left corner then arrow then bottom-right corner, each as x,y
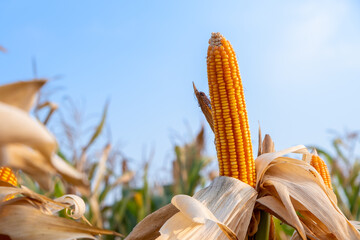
315,131 -> 360,221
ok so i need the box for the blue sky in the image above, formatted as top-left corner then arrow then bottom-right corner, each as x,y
1,0 -> 360,178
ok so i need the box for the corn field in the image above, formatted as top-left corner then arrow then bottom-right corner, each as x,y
0,33 -> 359,240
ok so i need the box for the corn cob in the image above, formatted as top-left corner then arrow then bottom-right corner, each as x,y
0,167 -> 17,201
207,32 -> 255,187
310,153 -> 332,190
0,167 -> 17,187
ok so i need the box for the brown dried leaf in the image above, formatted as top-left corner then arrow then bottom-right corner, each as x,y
92,144 -> 111,195
126,204 -> 179,240
193,82 -> 214,132
0,80 -> 46,112
256,146 -> 360,240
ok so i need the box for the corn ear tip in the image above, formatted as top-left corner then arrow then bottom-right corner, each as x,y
312,148 -> 318,156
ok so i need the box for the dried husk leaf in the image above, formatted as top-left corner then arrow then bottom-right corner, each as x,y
157,176 -> 257,240
0,145 -> 89,193
53,194 -> 86,219
0,185 -> 85,219
192,82 -> 214,132
0,102 -> 57,158
126,203 -> 179,240
0,144 -> 56,190
165,195 -> 238,240
0,185 -> 68,209
0,186 -> 120,239
255,145 -> 309,188
256,146 -> 360,240
0,79 -> 46,112
350,221 -> 360,230
0,144 -> 54,189
0,199 -> 119,240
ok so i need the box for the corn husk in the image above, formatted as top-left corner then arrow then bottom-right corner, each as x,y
0,102 -> 57,158
126,204 -> 179,240
0,185 -> 120,240
145,145 -> 360,240
0,144 -> 90,193
256,145 -> 360,240
0,144 -> 55,189
192,82 -> 214,132
156,176 -> 257,240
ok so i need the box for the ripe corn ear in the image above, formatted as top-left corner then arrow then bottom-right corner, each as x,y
207,32 -> 255,187
0,167 -> 17,201
310,154 -> 332,190
0,167 -> 17,187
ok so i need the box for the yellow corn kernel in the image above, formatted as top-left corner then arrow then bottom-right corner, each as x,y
134,192 -> 143,207
310,154 -> 332,190
0,167 -> 17,201
207,32 -> 255,187
0,167 -> 17,187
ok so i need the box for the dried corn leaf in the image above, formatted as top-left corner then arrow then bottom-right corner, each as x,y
0,79 -> 46,112
0,102 -> 57,158
92,144 -> 111,195
111,170 -> 135,188
256,146 -> 360,240
89,144 -> 111,227
52,154 -> 90,195
290,232 -> 302,240
157,176 -> 257,240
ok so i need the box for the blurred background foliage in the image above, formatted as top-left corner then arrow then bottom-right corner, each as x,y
8,80 -> 360,239
18,83 -> 214,239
